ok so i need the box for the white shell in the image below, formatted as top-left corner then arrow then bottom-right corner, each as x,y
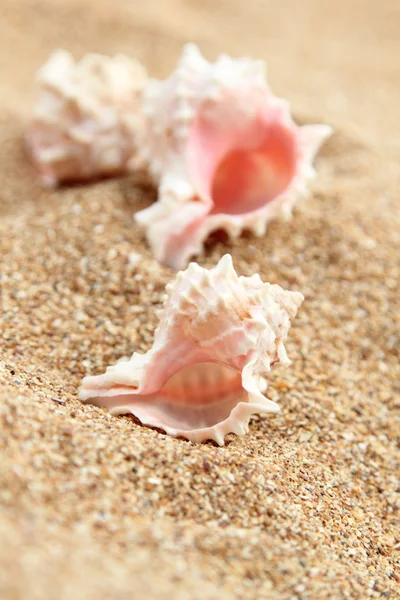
79,254 -> 304,445
134,44 -> 332,269
27,49 -> 147,186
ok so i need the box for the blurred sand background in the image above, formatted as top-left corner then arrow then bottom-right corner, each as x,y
0,0 -> 399,598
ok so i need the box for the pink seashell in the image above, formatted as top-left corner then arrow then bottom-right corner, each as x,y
79,254 -> 304,445
134,44 -> 332,269
27,49 -> 147,187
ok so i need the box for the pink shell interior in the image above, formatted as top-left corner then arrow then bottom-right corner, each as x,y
189,108 -> 296,217
90,363 -> 247,432
157,103 -> 301,267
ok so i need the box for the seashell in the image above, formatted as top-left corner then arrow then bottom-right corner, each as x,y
134,43 -> 332,269
27,49 -> 147,187
79,254 -> 304,445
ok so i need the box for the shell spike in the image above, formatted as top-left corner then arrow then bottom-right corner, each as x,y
298,123 -> 333,162
211,429 -> 225,447
230,421 -> 246,436
215,254 -> 237,278
182,42 -> 203,60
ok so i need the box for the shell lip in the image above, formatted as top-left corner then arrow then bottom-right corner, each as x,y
111,399 -> 278,447
82,391 -> 280,447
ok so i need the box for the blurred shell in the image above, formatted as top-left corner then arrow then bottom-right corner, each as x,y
27,49 -> 147,186
79,254 -> 304,445
134,44 -> 332,269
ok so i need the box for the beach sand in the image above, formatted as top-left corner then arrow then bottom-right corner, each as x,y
0,1 -> 399,598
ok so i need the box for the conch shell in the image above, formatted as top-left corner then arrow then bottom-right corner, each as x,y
79,254 -> 304,445
134,43 -> 332,269
27,49 -> 147,187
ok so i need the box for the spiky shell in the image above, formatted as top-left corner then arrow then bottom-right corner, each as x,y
134,43 -> 331,269
27,49 -> 147,186
79,254 -> 304,445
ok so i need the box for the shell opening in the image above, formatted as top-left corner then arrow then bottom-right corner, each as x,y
210,122 -> 296,215
102,362 -> 248,431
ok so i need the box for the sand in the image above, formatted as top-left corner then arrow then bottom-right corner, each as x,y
0,0 -> 399,598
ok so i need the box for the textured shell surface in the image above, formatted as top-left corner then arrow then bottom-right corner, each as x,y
134,43 -> 332,269
27,49 -> 147,186
79,254 -> 304,445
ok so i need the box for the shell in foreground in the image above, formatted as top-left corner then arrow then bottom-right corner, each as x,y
79,254 -> 304,445
27,49 -> 147,187
134,43 -> 332,269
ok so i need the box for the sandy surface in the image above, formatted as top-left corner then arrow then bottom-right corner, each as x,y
1,1 -> 399,598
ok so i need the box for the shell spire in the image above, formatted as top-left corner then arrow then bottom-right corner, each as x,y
27,49 -> 148,186
79,255 -> 304,445
134,43 -> 331,269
